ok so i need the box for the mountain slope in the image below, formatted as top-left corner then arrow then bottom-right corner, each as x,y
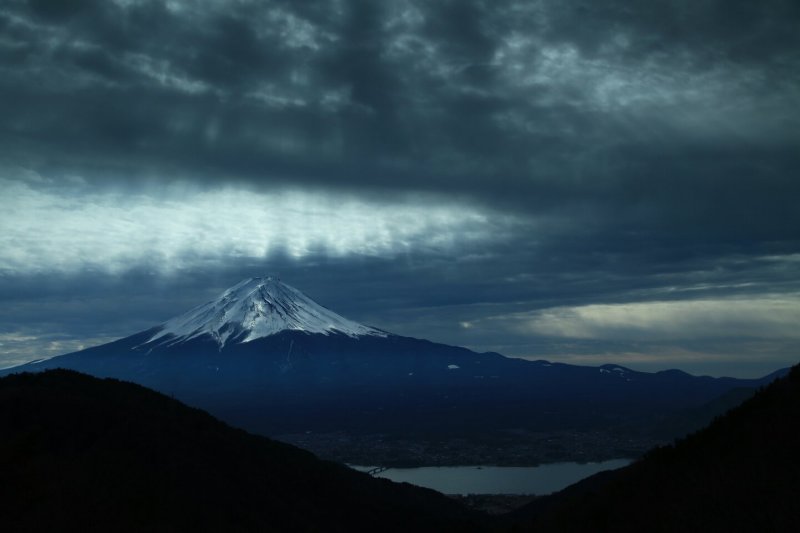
509,363 -> 800,532
0,370 -> 486,532
2,277 -> 787,463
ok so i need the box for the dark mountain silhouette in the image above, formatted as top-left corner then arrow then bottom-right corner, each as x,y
4,366 -> 797,533
2,278 -> 786,458
508,363 -> 800,532
652,384 -> 765,440
0,369 -> 486,533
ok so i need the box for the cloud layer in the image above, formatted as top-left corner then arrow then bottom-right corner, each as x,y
1,0 -> 798,376
515,296 -> 800,341
0,174 -> 511,274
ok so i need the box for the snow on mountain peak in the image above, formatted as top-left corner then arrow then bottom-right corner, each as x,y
148,277 -> 387,347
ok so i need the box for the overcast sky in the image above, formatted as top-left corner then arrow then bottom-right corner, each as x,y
2,0 -> 799,377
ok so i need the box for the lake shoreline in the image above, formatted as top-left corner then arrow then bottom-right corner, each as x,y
349,459 -> 633,496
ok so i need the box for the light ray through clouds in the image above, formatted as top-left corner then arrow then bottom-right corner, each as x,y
0,177 -> 513,275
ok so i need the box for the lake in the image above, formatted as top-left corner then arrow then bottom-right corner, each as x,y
351,459 -> 631,495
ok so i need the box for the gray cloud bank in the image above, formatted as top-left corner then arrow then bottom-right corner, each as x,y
1,0 -> 799,376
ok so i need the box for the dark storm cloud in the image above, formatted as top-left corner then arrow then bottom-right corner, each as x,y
2,0 -> 797,251
3,1 -> 796,193
1,0 -> 799,375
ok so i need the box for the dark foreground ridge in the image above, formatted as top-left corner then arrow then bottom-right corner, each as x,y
508,363 -> 800,532
0,370 -> 487,533
2,365 -> 799,531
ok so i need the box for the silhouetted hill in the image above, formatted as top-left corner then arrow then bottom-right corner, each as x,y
509,363 -> 800,532
0,370 -> 486,532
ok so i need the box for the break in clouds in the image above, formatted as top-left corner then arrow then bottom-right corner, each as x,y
0,174 -> 512,275
1,0 -> 799,376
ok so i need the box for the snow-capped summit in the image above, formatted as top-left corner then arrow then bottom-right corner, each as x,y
147,276 -> 387,347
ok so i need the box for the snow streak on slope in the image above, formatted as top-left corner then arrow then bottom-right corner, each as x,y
148,277 -> 387,347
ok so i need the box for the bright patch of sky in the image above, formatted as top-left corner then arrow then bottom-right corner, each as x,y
0,175 -> 513,275
515,296 -> 800,340
0,332 -> 118,370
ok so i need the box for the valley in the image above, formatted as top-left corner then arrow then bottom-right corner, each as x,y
276,429 -> 661,467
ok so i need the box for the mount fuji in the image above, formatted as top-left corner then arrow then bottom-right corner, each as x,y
147,276 -> 387,348
2,277 -> 786,455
